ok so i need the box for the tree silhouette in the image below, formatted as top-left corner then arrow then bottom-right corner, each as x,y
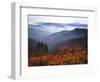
34,41 -> 48,54
44,43 -> 48,52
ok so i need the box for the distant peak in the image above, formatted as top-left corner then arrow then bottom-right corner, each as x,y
74,28 -> 87,30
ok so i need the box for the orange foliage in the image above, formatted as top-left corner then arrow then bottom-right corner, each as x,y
28,42 -> 88,66
28,45 -> 87,66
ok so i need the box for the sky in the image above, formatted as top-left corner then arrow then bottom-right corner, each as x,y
28,15 -> 88,33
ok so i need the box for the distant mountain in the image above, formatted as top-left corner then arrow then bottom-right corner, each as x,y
29,22 -> 88,28
65,22 -> 88,27
28,27 -> 51,41
55,37 -> 87,50
28,23 -> 88,51
43,28 -> 87,51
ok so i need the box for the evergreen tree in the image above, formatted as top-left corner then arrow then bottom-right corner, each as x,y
44,44 -> 48,52
35,41 -> 49,54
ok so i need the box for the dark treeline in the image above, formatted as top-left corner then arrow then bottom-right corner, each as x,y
35,41 -> 48,53
28,38 -> 48,54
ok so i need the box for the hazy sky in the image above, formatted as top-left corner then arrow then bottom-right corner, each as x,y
28,15 -> 88,33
